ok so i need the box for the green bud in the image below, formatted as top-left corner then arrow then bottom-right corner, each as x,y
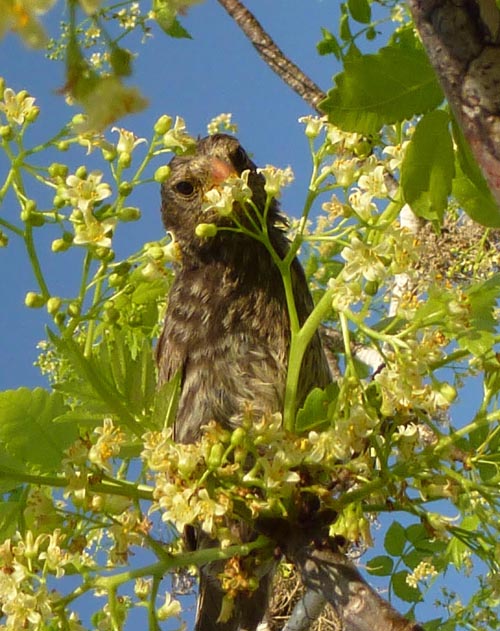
56,140 -> 70,152
25,106 -> 40,123
51,238 -> 70,253
364,280 -> 379,296
72,114 -> 86,127
75,165 -> 87,179
25,292 -> 46,308
67,302 -> 81,317
47,297 -> 62,315
435,382 -> 457,404
53,195 -> 65,209
366,26 -> 376,40
108,272 -> 125,288
154,165 -> 171,183
147,246 -> 165,261
114,261 -> 131,275
118,206 -> 141,222
207,443 -> 224,470
0,231 -> 8,247
62,231 -> 74,244
102,147 -> 117,162
28,212 -> 45,227
95,246 -> 115,262
154,114 -> 172,136
195,223 -> 217,238
54,312 -> 66,326
119,181 -> 133,197
0,125 -> 13,140
25,199 -> 37,213
230,427 -> 246,447
0,78 -> 4,98
118,152 -> 132,169
48,162 -> 69,178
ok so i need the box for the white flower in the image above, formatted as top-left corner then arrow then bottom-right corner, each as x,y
257,165 -> 294,197
207,113 -> 238,135
157,592 -> 181,621
0,88 -> 36,125
341,236 -> 386,282
298,115 -> 325,139
63,171 -> 112,212
112,127 -> 146,154
73,217 -> 116,248
202,170 -> 252,216
162,116 -> 196,152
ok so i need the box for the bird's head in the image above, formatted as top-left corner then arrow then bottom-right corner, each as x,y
160,134 -> 283,261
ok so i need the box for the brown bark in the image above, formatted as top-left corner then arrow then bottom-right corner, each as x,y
408,0 -> 500,208
216,0 -> 326,111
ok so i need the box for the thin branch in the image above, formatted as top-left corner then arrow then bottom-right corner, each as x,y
217,0 -> 326,111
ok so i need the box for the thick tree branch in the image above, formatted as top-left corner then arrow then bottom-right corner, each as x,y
288,540 -> 423,631
216,0 -> 326,111
408,0 -> 500,208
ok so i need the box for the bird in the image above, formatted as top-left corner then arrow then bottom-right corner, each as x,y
156,133 -> 331,631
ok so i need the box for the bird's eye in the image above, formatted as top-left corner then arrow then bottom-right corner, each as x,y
174,180 -> 195,196
232,145 -> 248,171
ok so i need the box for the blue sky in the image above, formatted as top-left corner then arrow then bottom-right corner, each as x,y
0,2 -> 484,628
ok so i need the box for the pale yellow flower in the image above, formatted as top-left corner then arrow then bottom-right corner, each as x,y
257,165 -> 294,197
112,126 -> 146,154
162,116 -> 196,152
207,112 -> 238,135
157,592 -> 182,621
63,171 -> 112,212
0,87 -> 36,125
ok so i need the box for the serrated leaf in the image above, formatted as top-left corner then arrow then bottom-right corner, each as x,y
153,0 -> 192,39
392,570 -> 423,603
348,0 -> 371,23
384,520 -> 406,556
295,383 -> 339,432
366,555 -> 394,576
321,39 -> 443,134
0,388 -> 76,471
401,110 -> 454,222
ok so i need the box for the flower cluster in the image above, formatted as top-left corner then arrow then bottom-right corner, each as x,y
207,112 -> 238,136
202,169 -> 253,217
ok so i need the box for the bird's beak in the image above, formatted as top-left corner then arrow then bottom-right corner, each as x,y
207,157 -> 237,187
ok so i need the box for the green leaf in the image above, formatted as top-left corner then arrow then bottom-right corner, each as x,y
451,117 -> 500,226
151,371 -> 181,431
321,38 -> 443,134
366,555 -> 394,576
0,501 -> 22,539
153,0 -> 192,39
392,570 -> 423,603
401,109 -> 454,222
0,388 -> 76,472
317,28 -> 341,59
339,13 -> 352,41
296,383 -> 339,432
348,0 -> 371,23
384,520 -> 406,556
456,275 -> 500,356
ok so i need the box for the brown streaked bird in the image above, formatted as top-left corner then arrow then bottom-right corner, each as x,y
156,134 -> 331,631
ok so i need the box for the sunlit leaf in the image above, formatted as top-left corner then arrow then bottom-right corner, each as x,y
0,388 -> 76,471
401,109 -> 454,222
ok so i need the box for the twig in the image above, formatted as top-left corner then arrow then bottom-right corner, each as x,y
216,0 -> 326,111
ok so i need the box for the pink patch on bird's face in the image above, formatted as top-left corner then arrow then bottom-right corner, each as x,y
208,157 -> 236,186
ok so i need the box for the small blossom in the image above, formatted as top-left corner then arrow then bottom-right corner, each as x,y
257,165 -> 294,197
88,418 -> 125,471
162,116 -> 196,152
358,163 -> 387,197
196,489 -> 229,535
298,115 -> 325,139
73,217 -> 116,248
330,158 -> 359,188
341,236 -> 386,282
0,87 -> 36,125
112,127 -> 146,154
157,592 -> 182,621
406,560 -> 438,588
207,113 -> 238,135
202,170 -> 252,216
63,170 -> 112,212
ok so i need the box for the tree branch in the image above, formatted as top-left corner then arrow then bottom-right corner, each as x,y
216,0 -> 326,111
408,0 -> 500,208
288,540 -> 423,631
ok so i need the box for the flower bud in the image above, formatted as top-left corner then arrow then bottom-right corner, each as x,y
25,106 -> 40,123
119,181 -> 133,197
48,162 -> 69,179
25,292 -> 46,308
47,297 -> 62,315
0,125 -> 13,140
154,115 -> 173,136
51,238 -> 70,253
75,165 -> 87,179
118,152 -> 132,169
0,231 -> 8,247
154,165 -> 171,183
56,140 -> 70,151
195,223 -> 217,238
118,206 -> 141,222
